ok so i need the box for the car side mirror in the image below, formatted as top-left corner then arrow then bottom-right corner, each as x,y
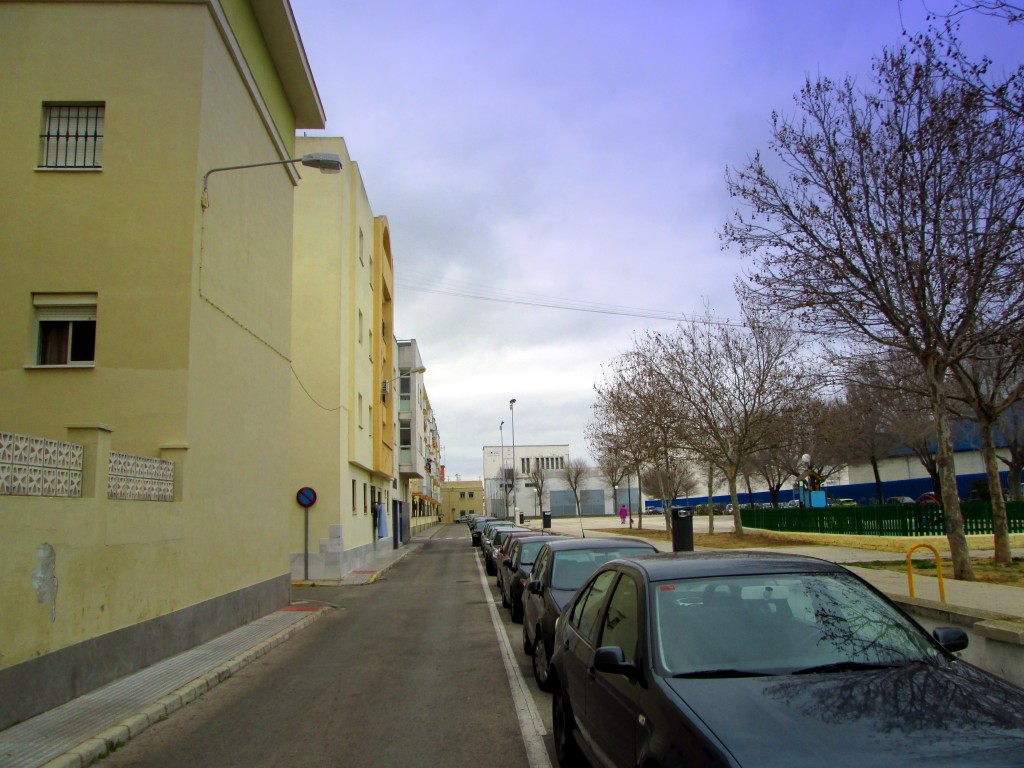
593,647 -> 639,680
504,559 -> 515,569
527,580 -> 543,595
933,626 -> 968,653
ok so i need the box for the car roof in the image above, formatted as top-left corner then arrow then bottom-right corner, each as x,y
610,550 -> 849,581
511,534 -> 562,549
540,537 -> 658,553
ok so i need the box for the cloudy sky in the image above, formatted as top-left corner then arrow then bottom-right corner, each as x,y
289,0 -> 1020,480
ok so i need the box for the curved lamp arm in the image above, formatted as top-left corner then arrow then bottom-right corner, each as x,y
201,152 -> 342,207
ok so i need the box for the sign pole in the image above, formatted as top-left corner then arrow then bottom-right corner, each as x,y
296,487 -> 318,582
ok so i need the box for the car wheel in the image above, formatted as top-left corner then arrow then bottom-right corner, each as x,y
486,559 -> 495,576
523,623 -> 533,655
501,586 -> 510,608
511,597 -> 522,624
553,686 -> 583,767
532,633 -> 553,692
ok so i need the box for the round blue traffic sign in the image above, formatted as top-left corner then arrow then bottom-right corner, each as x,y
296,487 -> 317,508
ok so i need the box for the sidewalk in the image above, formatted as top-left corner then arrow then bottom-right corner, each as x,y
0,526 -> 445,768
529,514 -> 1024,620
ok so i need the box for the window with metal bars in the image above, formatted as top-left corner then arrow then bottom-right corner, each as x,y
39,103 -> 105,168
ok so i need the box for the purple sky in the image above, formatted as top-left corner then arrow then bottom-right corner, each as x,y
290,0 -> 1021,479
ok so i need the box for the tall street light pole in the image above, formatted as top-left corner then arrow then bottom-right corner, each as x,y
510,398 -> 517,523
499,421 -> 506,519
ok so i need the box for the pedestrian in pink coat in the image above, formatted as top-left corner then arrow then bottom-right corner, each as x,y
619,504 -> 628,524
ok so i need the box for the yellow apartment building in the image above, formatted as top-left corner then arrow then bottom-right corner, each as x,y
290,135 -> 400,578
440,479 -> 485,523
0,0 -> 326,728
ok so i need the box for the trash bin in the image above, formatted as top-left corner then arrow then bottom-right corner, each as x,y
670,506 -> 694,552
542,511 -> 552,529
519,512 -> 525,524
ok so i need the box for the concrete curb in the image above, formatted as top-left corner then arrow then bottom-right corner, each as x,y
36,607 -> 330,768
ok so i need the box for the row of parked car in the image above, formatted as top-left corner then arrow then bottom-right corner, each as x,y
465,514 -> 1024,767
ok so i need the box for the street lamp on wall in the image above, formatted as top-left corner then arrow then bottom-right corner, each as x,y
381,366 -> 426,401
201,152 -> 343,208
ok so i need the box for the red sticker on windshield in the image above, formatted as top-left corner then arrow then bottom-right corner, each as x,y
659,585 -> 676,592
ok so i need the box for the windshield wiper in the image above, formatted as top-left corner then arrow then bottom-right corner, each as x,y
791,661 -> 902,675
672,668 -> 771,679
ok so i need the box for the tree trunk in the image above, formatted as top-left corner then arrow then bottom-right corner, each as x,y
634,463 -> 643,530
979,421 -> 1013,565
1001,451 -> 1023,502
728,466 -> 744,535
929,384 -> 974,580
707,466 -> 715,535
871,456 -> 883,504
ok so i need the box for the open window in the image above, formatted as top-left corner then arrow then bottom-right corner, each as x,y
33,293 -> 96,366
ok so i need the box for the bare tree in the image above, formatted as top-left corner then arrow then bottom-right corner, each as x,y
640,457 -> 698,526
724,40 -> 1024,578
563,457 -> 590,536
789,398 -> 858,485
949,346 -> 1024,563
591,439 -> 629,515
843,370 -> 903,504
527,464 -> 547,517
947,1 -> 1024,22
591,353 -> 667,530
660,307 -> 808,534
746,410 -> 802,508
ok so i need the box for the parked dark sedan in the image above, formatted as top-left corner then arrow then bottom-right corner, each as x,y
549,551 -> 1024,767
494,530 -> 546,592
484,526 -> 530,576
469,516 -> 497,546
499,534 -> 562,621
522,537 -> 658,692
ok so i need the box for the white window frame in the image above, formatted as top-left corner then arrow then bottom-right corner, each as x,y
31,293 -> 97,367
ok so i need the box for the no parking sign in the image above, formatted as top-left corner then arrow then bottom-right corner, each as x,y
297,487 -> 317,580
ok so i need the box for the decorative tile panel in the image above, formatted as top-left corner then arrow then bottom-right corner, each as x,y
0,432 -> 83,497
107,451 -> 174,501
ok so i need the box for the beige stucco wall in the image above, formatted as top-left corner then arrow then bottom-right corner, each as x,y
441,480 -> 485,523
0,0 -> 304,670
291,136 -> 388,576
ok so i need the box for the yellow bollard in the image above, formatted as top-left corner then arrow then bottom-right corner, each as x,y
905,543 -> 946,603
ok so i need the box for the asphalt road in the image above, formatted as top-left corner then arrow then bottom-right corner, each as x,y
98,526 -> 556,768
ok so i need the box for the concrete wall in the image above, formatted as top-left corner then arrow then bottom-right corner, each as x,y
893,596 -> 1024,690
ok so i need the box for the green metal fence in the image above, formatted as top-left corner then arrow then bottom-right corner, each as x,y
741,501 -> 1024,537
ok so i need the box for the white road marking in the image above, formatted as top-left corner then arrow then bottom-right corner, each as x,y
475,554 -> 552,768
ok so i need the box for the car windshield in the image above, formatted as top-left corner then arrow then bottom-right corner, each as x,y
549,547 -> 655,591
653,572 -> 942,677
518,539 -> 548,568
